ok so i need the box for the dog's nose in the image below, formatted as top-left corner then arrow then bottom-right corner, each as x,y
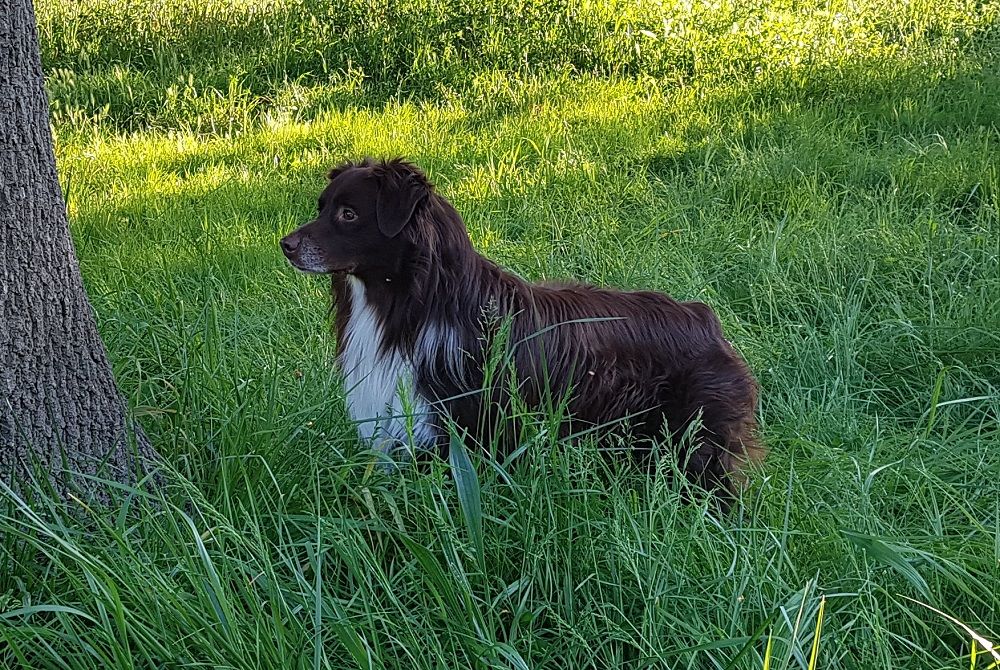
280,235 -> 299,255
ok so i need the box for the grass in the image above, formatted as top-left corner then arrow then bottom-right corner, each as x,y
2,0 -> 999,667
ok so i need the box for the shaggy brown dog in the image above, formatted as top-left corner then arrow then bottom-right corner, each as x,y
281,158 -> 763,498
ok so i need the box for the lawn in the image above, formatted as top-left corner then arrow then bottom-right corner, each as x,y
2,0 -> 999,667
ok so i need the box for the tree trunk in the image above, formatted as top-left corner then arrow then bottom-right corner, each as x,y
0,0 -> 159,500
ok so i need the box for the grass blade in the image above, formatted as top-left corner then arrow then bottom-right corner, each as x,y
448,427 -> 485,574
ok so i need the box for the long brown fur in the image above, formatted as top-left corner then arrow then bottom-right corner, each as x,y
281,158 -> 764,500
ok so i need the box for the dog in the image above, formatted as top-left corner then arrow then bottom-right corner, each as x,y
281,158 -> 763,498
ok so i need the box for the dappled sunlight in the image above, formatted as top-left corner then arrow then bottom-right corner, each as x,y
36,0 -> 1000,133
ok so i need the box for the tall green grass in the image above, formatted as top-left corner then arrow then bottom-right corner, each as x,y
2,0 -> 999,667
36,0 -> 1000,133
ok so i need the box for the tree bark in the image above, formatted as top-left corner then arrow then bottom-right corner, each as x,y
0,0 -> 159,500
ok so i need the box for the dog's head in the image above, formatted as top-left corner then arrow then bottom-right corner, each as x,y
281,158 -> 432,275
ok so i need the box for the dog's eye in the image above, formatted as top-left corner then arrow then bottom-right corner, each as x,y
341,207 -> 357,221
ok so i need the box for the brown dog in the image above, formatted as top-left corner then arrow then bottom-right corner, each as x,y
281,158 -> 763,498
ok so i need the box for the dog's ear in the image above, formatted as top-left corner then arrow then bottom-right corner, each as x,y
375,163 -> 428,237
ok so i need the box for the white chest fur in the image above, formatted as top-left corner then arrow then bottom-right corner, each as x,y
338,277 -> 438,460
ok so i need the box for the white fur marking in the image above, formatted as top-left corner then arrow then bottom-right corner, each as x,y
339,277 -> 437,461
414,322 -> 465,386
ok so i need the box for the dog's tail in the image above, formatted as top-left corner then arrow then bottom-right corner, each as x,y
721,419 -> 766,494
684,352 -> 765,507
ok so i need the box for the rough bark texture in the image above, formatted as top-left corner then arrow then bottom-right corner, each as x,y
0,0 -> 158,499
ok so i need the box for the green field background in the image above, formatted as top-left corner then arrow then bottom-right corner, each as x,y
2,1 -> 998,667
